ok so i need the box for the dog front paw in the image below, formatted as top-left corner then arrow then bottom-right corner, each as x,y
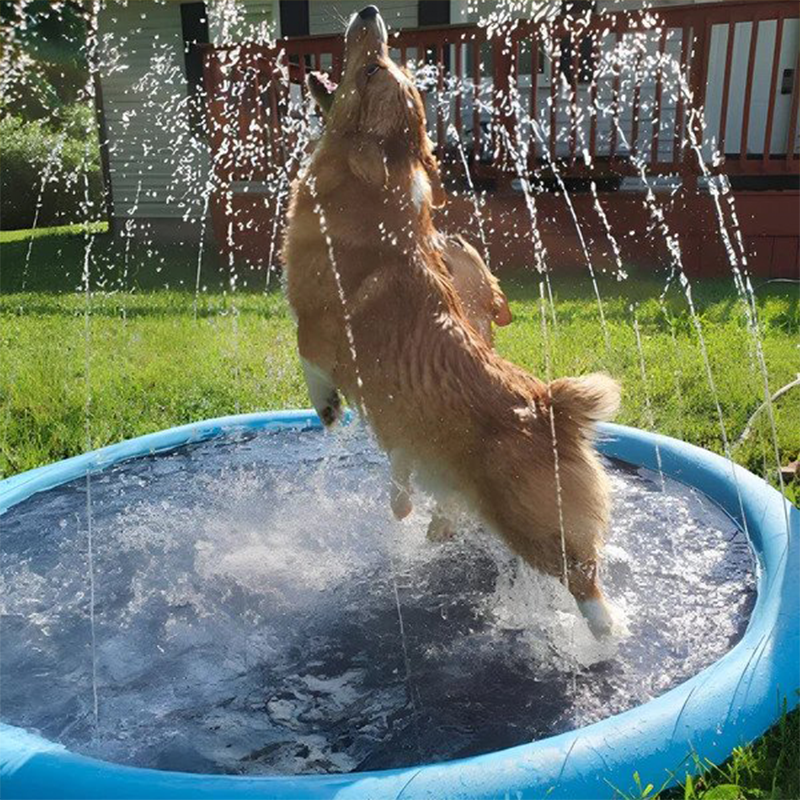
320,391 -> 343,427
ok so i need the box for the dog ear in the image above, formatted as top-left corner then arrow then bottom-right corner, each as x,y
307,71 -> 337,118
348,137 -> 388,189
420,132 -> 446,208
423,152 -> 447,208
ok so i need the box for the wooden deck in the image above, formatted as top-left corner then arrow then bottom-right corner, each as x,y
201,1 -> 799,276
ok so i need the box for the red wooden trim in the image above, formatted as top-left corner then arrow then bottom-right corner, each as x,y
472,37 -> 481,166
587,30 -> 599,166
787,49 -> 800,162
630,48 -> 642,158
739,14 -> 760,162
763,11 -> 785,162
609,26 -> 621,161
672,26 -> 690,165
550,26 -> 558,161
651,27 -> 667,164
718,20 -> 737,154
455,40 -> 463,137
569,43 -> 579,165
530,32 -> 539,167
436,42 -> 445,148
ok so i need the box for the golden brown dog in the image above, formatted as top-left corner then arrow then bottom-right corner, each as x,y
283,6 -> 620,636
308,68 -> 512,346
308,62 -> 512,533
442,234 -> 511,344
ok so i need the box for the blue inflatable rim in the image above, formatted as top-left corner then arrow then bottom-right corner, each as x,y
0,410 -> 797,800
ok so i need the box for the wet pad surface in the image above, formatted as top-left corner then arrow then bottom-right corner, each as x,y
1,425 -> 755,774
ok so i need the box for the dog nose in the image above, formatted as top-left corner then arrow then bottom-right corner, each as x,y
358,5 -> 379,20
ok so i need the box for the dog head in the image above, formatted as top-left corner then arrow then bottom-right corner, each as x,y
317,6 -> 445,207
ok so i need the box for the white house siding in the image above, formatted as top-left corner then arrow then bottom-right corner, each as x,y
208,0 -> 275,44
98,0 -> 275,226
98,1 -> 201,222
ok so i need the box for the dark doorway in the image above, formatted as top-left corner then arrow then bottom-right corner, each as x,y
279,0 -> 310,37
418,1 -> 449,27
418,1 -> 450,71
180,2 -> 210,136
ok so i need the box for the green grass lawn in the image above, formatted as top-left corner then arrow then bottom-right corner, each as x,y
1,225 -> 798,797
2,226 -> 797,495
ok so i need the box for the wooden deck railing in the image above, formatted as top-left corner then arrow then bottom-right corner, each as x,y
201,0 -> 799,191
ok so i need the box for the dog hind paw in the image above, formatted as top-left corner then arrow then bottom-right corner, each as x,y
427,515 -> 456,542
578,597 -> 615,639
320,391 -> 343,427
390,491 -> 413,520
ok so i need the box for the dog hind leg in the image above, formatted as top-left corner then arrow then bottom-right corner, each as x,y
297,317 -> 343,428
389,451 -> 413,519
301,357 -> 343,427
568,559 -> 614,638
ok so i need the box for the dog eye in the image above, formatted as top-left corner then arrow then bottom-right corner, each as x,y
366,63 -> 380,77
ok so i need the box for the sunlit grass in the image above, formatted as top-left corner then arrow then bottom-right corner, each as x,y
0,220 -> 108,244
610,701 -> 799,799
0,227 -> 797,799
1,261 -> 797,500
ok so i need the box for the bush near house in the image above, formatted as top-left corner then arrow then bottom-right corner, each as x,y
0,1 -> 104,231
0,105 -> 104,230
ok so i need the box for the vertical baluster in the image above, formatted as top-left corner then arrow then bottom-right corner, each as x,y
739,15 -> 760,165
254,61 -> 266,179
683,20 -> 711,192
472,37 -> 481,165
550,25 -> 559,161
589,29 -> 599,166
609,24 -> 621,161
569,40 -> 579,166
269,56 -> 282,161
786,49 -> 800,163
630,48 -> 642,159
530,31 -> 540,169
455,37 -> 463,138
436,41 -> 445,151
672,26 -> 690,166
763,12 -> 785,165
717,20 -> 736,155
297,48 -> 307,102
651,26 -> 667,165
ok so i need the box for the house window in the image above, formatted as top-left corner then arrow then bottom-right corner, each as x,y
181,2 -> 209,136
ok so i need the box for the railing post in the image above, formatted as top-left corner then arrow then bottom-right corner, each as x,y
491,26 -> 517,180
683,19 -> 710,194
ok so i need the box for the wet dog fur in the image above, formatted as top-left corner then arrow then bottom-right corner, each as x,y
283,7 -> 621,636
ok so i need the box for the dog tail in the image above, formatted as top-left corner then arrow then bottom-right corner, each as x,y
548,373 -> 621,429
